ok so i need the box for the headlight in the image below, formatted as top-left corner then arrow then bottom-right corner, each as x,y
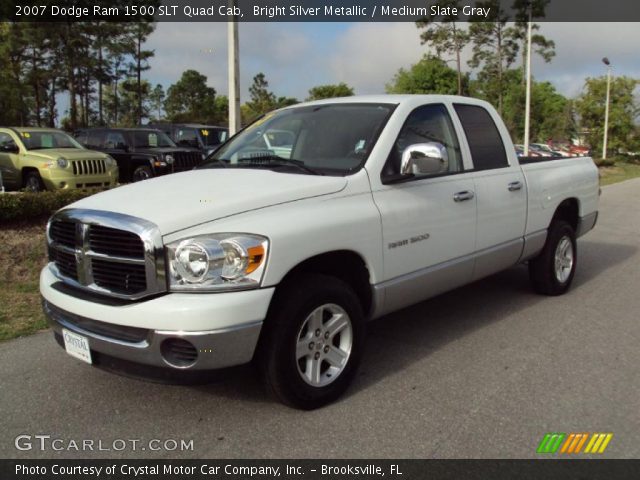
166,234 -> 268,291
56,157 -> 68,168
165,154 -> 175,165
104,155 -> 116,167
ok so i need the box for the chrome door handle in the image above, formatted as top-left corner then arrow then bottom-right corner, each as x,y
453,191 -> 475,202
508,181 -> 523,191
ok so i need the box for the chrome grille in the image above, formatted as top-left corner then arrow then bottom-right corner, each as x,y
89,225 -> 145,258
72,159 -> 106,176
46,209 -> 165,300
49,221 -> 76,248
49,248 -> 78,281
173,151 -> 202,172
92,258 -> 147,294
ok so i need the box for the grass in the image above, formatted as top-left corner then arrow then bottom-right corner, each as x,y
0,220 -> 49,341
599,161 -> 640,186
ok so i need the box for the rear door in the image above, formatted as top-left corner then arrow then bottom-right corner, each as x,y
453,103 -> 527,280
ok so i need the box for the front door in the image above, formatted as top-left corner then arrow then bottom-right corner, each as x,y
371,103 -> 477,314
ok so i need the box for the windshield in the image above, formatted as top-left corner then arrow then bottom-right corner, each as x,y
131,130 -> 176,148
19,131 -> 83,150
203,103 -> 394,175
199,128 -> 228,146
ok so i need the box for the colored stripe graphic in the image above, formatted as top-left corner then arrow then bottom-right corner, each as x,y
537,433 -> 566,453
584,433 -> 613,454
539,433 -> 613,454
560,433 -> 589,454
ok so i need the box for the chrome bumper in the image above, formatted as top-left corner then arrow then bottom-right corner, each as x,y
43,299 -> 263,371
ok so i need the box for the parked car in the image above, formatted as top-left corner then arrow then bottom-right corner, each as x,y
531,143 -> 564,157
74,128 -> 205,182
514,144 -> 541,158
146,123 -> 228,156
0,127 -> 117,192
568,144 -> 591,157
41,95 -> 599,409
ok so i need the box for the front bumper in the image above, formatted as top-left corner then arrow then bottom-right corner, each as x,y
40,165 -> 118,191
40,266 -> 274,371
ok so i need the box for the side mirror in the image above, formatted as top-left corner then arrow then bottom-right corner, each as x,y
116,143 -> 128,152
0,143 -> 19,154
400,143 -> 448,176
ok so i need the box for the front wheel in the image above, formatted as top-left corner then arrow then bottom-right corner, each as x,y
24,171 -> 44,192
529,221 -> 577,296
132,166 -> 152,182
257,274 -> 365,409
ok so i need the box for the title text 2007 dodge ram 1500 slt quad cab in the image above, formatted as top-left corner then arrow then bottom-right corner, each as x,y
40,95 -> 599,409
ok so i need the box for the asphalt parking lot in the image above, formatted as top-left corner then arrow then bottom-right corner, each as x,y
1,179 -> 639,459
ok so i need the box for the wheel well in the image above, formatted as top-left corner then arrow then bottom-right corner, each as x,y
21,167 -> 40,185
552,198 -> 579,232
278,250 -> 373,318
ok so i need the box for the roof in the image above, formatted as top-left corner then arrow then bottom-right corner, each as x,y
148,123 -> 227,130
7,127 -> 66,133
283,94 -> 491,110
77,127 -> 164,132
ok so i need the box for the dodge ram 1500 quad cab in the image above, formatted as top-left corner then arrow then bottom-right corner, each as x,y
41,95 -> 599,409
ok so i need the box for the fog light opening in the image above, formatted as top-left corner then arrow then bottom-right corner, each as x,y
160,338 -> 198,368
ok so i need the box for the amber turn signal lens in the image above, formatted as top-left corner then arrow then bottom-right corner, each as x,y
245,245 -> 265,274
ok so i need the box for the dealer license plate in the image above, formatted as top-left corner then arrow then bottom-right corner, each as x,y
62,329 -> 92,365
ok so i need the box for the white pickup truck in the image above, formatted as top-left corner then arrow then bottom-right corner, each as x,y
40,95 -> 599,409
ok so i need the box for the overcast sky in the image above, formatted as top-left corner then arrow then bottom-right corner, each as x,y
144,21 -> 640,103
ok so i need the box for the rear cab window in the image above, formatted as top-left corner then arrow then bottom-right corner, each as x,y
453,104 -> 508,171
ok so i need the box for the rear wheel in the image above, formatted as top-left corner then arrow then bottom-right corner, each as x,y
258,274 -> 365,409
24,171 -> 44,192
132,166 -> 152,182
529,221 -> 577,295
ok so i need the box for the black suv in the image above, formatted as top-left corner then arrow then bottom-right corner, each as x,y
146,123 -> 228,156
75,128 -> 205,182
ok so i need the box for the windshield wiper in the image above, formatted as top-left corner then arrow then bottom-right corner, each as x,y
234,155 -> 322,175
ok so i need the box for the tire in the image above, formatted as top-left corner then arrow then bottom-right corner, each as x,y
132,166 -> 152,182
24,171 -> 44,192
257,274 -> 365,409
529,220 -> 577,296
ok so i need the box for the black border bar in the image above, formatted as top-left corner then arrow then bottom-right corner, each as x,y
3,0 -> 640,22
2,459 -> 640,480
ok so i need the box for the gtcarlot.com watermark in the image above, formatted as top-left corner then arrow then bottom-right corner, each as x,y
15,434 -> 194,452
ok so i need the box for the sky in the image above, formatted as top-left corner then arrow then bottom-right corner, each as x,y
144,21 -> 640,103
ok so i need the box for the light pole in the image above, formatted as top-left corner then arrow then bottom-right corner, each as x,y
523,2 -> 533,156
227,0 -> 241,136
602,57 -> 612,159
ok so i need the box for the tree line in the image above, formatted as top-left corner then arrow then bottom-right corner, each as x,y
385,0 -> 639,153
1,8 -> 637,154
0,20 -> 156,129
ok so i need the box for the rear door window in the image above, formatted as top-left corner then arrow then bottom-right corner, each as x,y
454,104 -> 508,171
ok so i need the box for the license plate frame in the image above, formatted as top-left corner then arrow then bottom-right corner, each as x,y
62,328 -> 93,365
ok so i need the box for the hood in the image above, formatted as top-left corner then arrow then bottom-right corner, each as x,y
67,169 -> 348,235
27,148 -> 107,161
